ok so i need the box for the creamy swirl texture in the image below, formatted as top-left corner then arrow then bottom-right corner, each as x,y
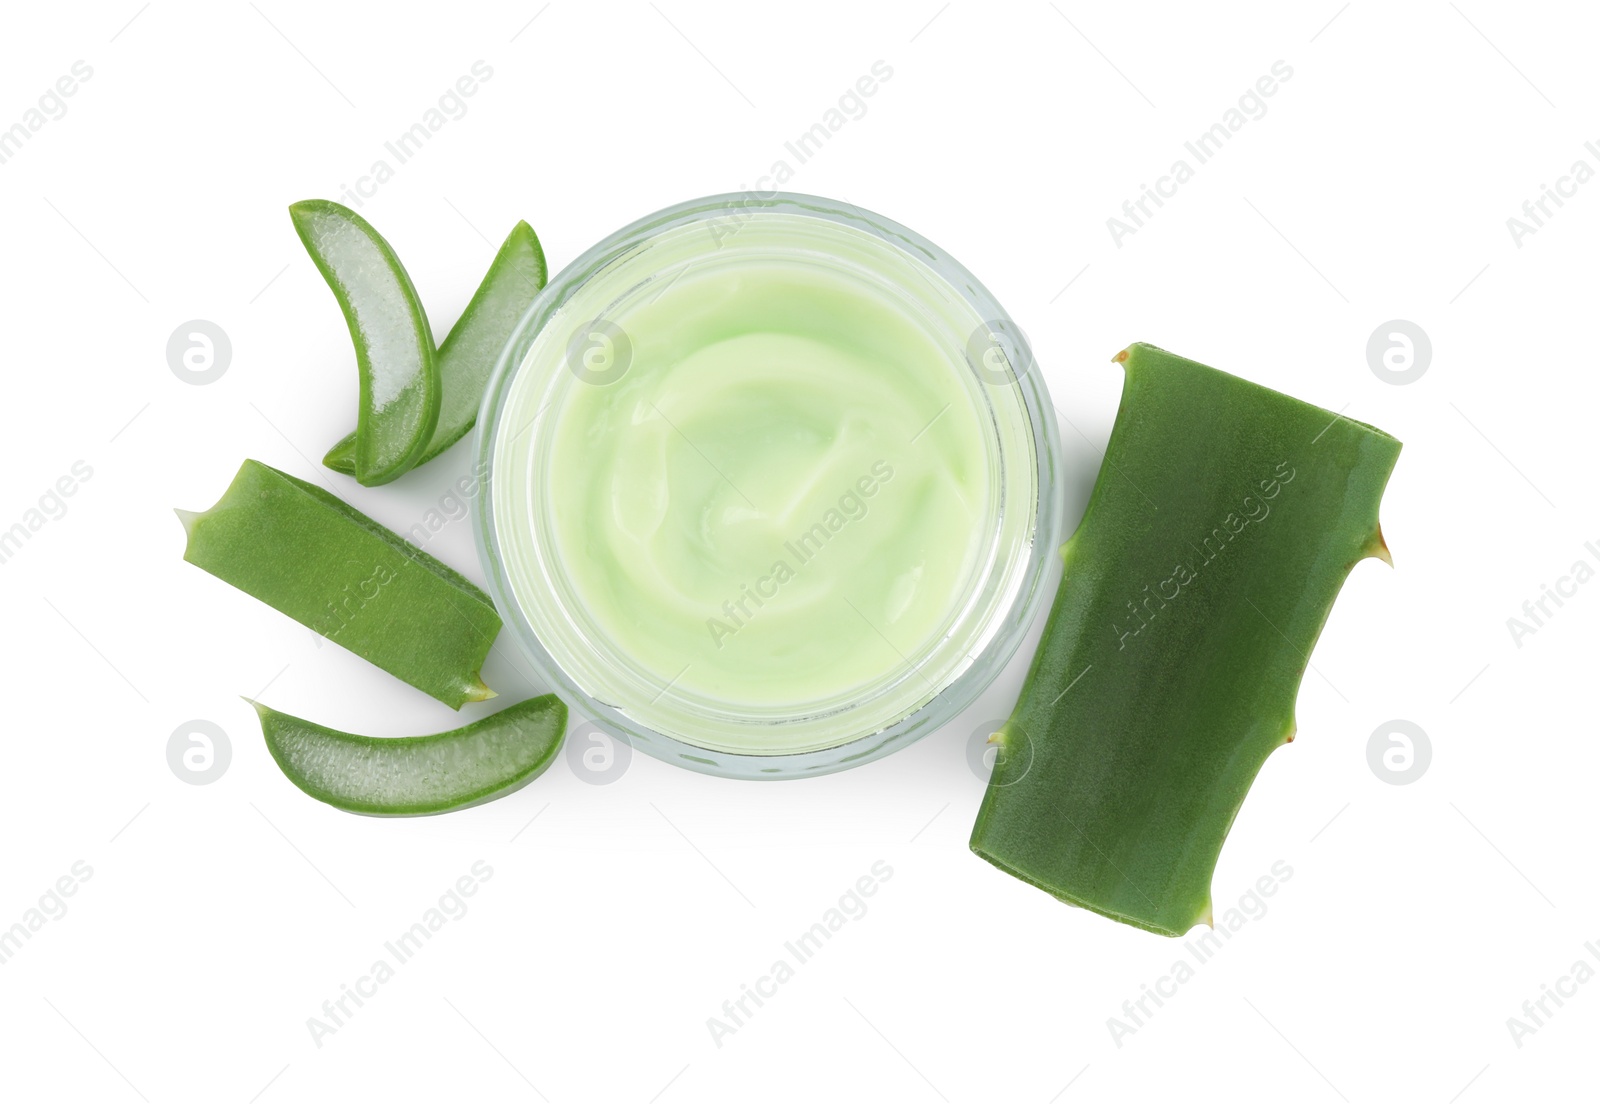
544,257 -> 988,706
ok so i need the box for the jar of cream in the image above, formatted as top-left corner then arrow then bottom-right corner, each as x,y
474,193 -> 1061,778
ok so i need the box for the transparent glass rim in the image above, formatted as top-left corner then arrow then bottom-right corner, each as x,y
473,192 -> 1063,780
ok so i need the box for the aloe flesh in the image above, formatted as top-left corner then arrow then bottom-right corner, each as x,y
325,220 -> 546,476
969,343 -> 1401,935
252,695 -> 567,816
179,459 -> 500,709
290,199 -> 439,486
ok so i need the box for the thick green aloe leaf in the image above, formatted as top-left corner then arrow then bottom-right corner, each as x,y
970,343 -> 1401,936
252,695 -> 567,816
324,220 -> 547,476
290,199 -> 439,486
179,459 -> 500,709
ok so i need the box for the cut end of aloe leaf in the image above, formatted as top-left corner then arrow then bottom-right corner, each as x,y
465,677 -> 498,703
322,433 -> 358,476
181,459 -> 502,709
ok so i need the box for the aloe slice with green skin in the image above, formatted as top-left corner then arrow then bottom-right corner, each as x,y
179,459 -> 500,709
251,695 -> 567,816
290,199 -> 439,486
969,343 -> 1401,936
324,220 -> 547,476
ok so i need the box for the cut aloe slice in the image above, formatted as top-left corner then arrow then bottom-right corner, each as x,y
179,459 -> 500,709
324,220 -> 546,476
252,695 -> 567,816
970,343 -> 1401,935
290,199 -> 439,486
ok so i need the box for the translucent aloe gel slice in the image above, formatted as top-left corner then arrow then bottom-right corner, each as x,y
324,220 -> 547,475
252,695 -> 567,816
290,199 -> 439,486
969,343 -> 1401,935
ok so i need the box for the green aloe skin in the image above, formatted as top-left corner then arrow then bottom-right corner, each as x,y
970,343 -> 1401,936
252,695 -> 567,816
289,199 -> 440,487
324,220 -> 547,477
178,460 -> 501,709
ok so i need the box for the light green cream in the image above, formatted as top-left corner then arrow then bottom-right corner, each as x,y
546,259 -> 987,706
491,208 -> 1032,756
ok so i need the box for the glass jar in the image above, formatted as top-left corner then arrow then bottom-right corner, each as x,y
474,193 -> 1061,779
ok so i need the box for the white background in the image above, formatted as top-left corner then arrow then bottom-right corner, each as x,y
0,1 -> 1591,1103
